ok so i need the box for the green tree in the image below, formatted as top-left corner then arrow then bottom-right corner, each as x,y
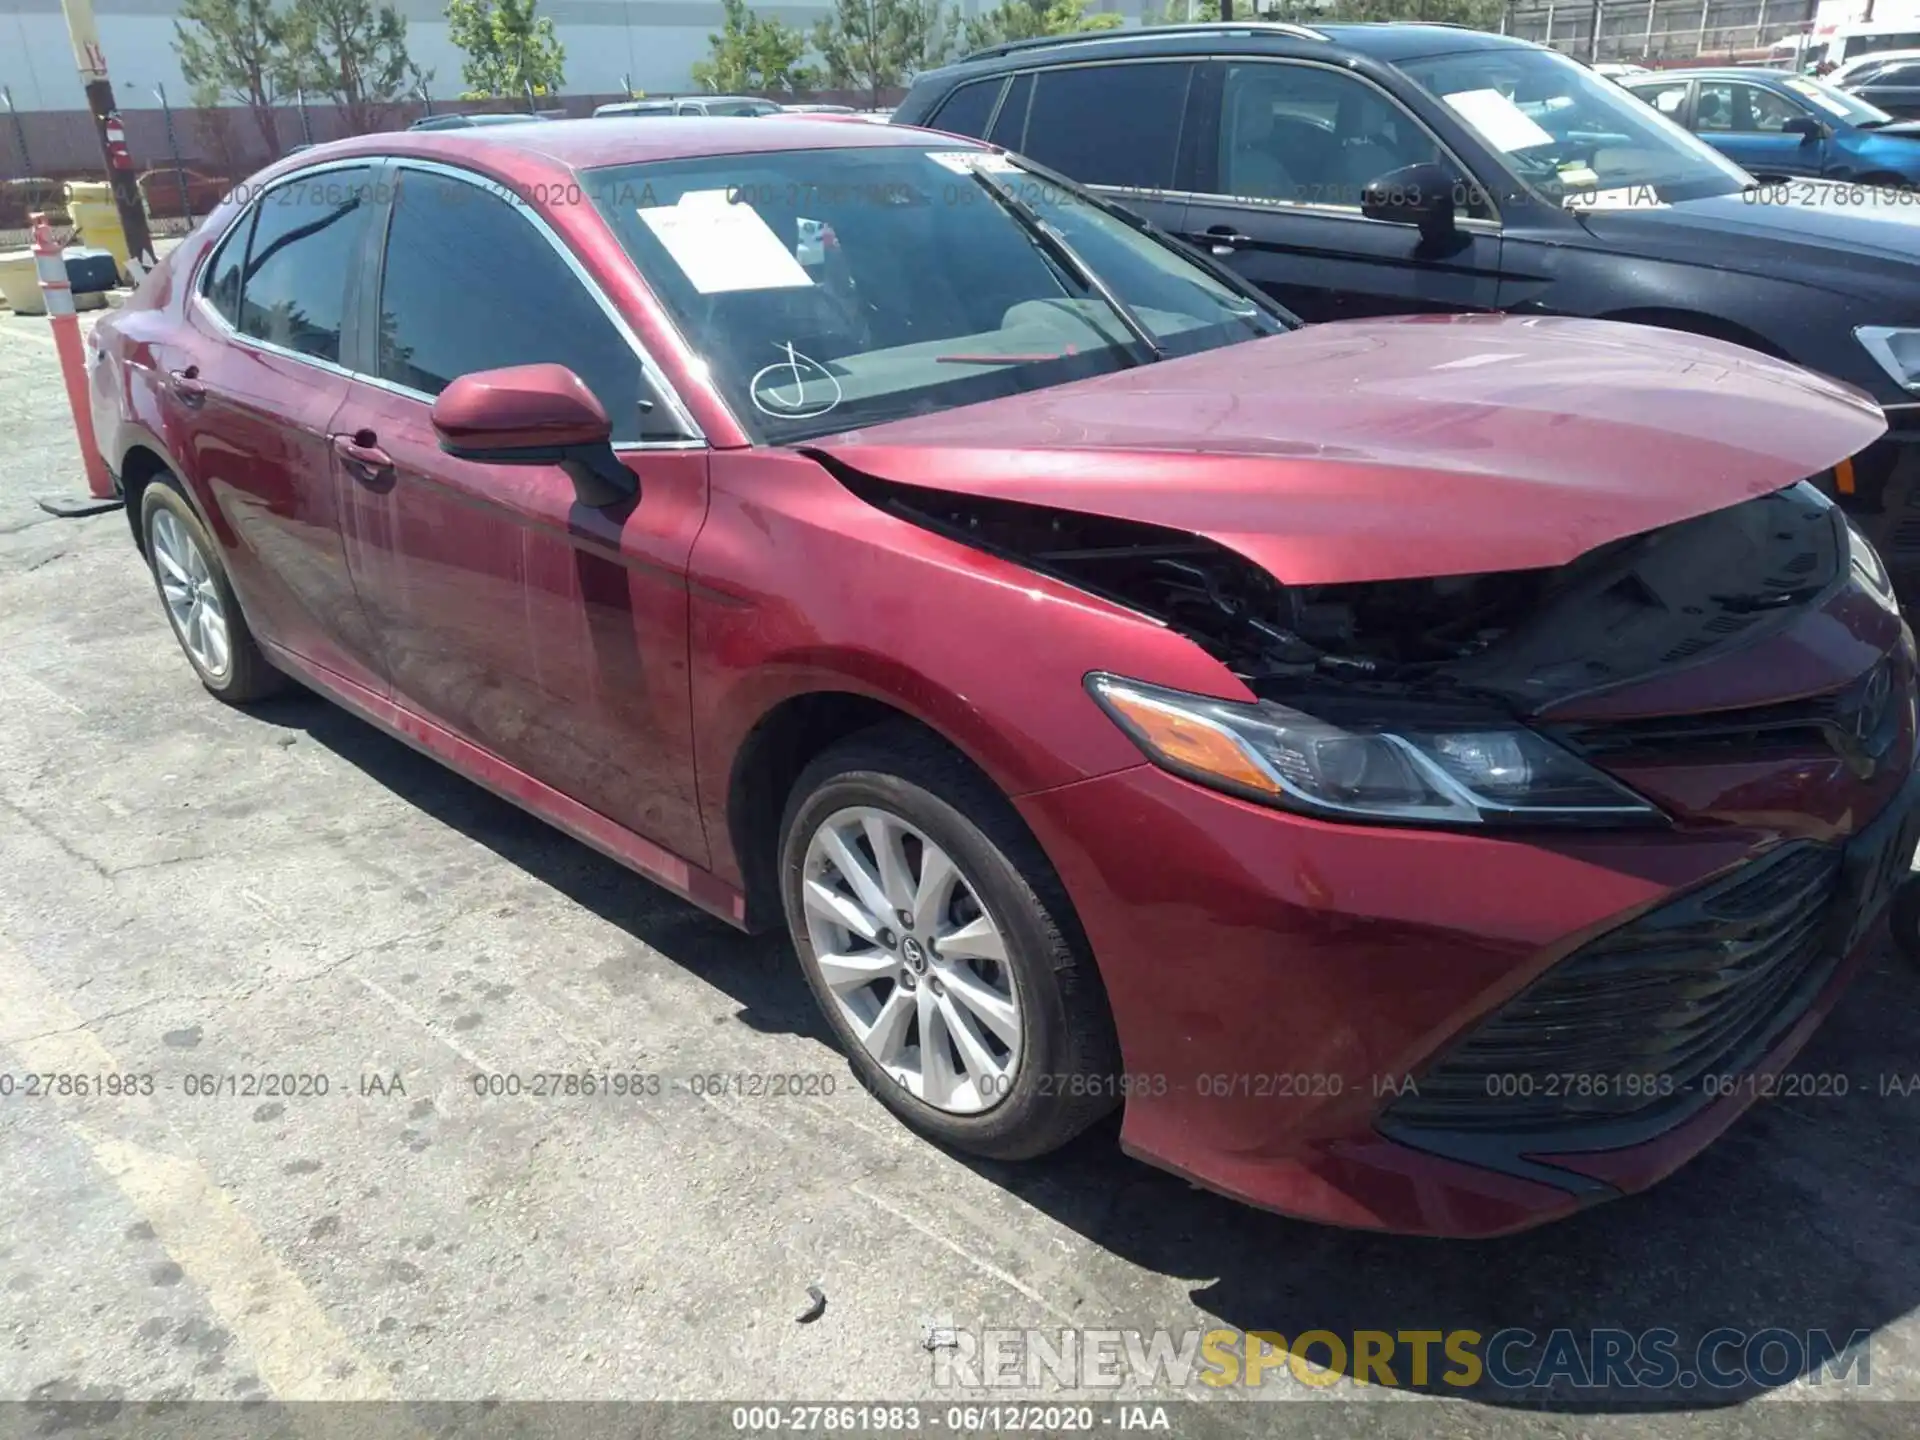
173,0 -> 296,158
961,0 -> 1121,52
283,0 -> 415,133
1141,0 -> 1220,22
813,0 -> 956,108
445,0 -> 566,100
692,0 -> 816,93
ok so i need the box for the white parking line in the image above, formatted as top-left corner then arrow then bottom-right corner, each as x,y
0,928 -> 393,1401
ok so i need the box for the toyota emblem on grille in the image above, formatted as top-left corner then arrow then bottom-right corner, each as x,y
1832,660 -> 1897,770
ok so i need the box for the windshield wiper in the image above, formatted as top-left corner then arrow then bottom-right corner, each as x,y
965,167 -> 1163,365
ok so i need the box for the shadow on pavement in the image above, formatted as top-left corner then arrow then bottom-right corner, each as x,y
257,687 -> 1920,1412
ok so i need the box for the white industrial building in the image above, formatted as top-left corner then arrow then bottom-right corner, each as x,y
0,0 -> 1143,113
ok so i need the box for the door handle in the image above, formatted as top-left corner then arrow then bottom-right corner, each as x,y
168,366 -> 207,406
1201,225 -> 1252,256
331,430 -> 394,480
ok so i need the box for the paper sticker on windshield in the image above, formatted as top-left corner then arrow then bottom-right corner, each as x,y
1557,164 -> 1600,189
1563,184 -> 1669,211
927,150 -> 1020,175
1441,89 -> 1555,153
1784,78 -> 1853,117
637,189 -> 813,294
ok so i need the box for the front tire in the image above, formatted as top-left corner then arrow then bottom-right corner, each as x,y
779,725 -> 1120,1160
141,474 -> 284,704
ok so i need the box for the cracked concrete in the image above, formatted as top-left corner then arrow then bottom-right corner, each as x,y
3,307 -> 1920,1439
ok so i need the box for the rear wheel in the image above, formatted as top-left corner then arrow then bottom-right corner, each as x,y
141,475 -> 284,704
778,726 -> 1120,1160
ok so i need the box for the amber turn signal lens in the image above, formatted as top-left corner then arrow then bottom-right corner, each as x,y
1097,687 -> 1282,797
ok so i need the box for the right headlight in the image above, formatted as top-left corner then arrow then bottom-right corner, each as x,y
1855,326 -> 1920,394
1087,674 -> 1665,829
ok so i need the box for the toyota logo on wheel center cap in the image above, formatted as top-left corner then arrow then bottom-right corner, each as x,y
901,937 -> 927,973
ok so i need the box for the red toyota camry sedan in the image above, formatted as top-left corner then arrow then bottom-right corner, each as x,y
89,117 -> 1919,1236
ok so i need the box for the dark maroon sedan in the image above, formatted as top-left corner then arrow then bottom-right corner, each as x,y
88,117 -> 1918,1235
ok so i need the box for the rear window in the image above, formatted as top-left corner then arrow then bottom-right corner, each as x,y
1018,62 -> 1194,190
930,79 -> 1002,138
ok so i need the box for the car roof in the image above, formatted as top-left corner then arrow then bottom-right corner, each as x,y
289,116 -> 956,176
1624,67 -> 1801,81
933,20 -> 1539,77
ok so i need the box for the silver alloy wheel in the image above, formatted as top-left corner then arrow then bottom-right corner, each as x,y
150,508 -> 231,681
801,805 -> 1022,1114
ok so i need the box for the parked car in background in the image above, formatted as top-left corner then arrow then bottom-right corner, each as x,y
1846,56 -> 1920,118
1827,46 -> 1920,87
1590,61 -> 1649,80
895,23 -> 1920,598
1620,67 -> 1920,184
408,112 -> 551,130
136,166 -> 229,221
593,96 -> 781,117
85,115 -> 1919,1237
782,103 -> 856,113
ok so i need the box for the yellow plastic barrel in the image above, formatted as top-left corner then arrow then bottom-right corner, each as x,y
64,181 -> 134,282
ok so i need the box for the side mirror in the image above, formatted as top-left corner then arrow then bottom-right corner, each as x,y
1360,162 -> 1460,245
1781,115 -> 1828,142
432,363 -> 636,509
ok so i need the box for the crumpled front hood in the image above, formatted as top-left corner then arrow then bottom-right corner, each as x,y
809,314 -> 1884,586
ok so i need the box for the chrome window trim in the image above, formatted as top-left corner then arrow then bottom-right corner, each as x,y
1206,55 -> 1505,229
188,157 -> 380,371
379,157 -> 705,445
189,154 -> 707,449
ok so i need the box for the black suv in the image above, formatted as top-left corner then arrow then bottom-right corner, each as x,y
895,23 -> 1920,593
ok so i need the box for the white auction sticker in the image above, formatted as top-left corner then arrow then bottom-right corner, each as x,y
1441,89 -> 1555,153
637,189 -> 814,295
927,150 -> 1021,175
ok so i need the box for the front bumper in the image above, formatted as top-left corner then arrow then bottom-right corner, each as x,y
1016,757 -> 1920,1238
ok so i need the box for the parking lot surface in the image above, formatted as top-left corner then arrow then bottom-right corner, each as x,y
3,310 -> 1919,1439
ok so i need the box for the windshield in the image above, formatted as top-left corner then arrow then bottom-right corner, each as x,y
1775,73 -> 1896,125
587,145 -> 1287,443
706,99 -> 780,116
1400,46 -> 1752,204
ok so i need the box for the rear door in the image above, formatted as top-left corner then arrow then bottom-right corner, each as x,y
170,165 -> 388,694
1178,59 -> 1503,322
985,59 -> 1199,238
330,161 -> 712,862
1693,79 -> 1826,178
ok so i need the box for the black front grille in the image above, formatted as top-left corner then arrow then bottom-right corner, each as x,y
1383,842 -> 1844,1137
1556,656 -> 1898,767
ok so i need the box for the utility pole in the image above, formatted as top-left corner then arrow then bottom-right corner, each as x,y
57,0 -> 155,274
1589,0 -> 1605,60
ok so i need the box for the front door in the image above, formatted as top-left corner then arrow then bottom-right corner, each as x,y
331,162 -> 711,863
1693,80 -> 1828,178
1180,60 -> 1504,322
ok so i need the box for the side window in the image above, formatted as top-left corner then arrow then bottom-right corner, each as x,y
1630,81 -> 1690,120
1746,86 -> 1807,132
1019,62 -> 1193,189
200,212 -> 251,326
988,73 -> 1034,149
929,78 -> 1002,139
376,168 -> 671,443
1694,82 -> 1739,132
1218,64 -> 1473,214
236,168 -> 374,363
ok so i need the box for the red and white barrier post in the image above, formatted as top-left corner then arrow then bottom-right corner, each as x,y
30,211 -> 123,518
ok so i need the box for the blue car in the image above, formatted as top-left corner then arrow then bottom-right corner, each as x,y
1622,67 -> 1920,186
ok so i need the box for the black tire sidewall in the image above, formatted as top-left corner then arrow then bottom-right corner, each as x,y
140,476 -> 257,700
779,758 -> 1088,1155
